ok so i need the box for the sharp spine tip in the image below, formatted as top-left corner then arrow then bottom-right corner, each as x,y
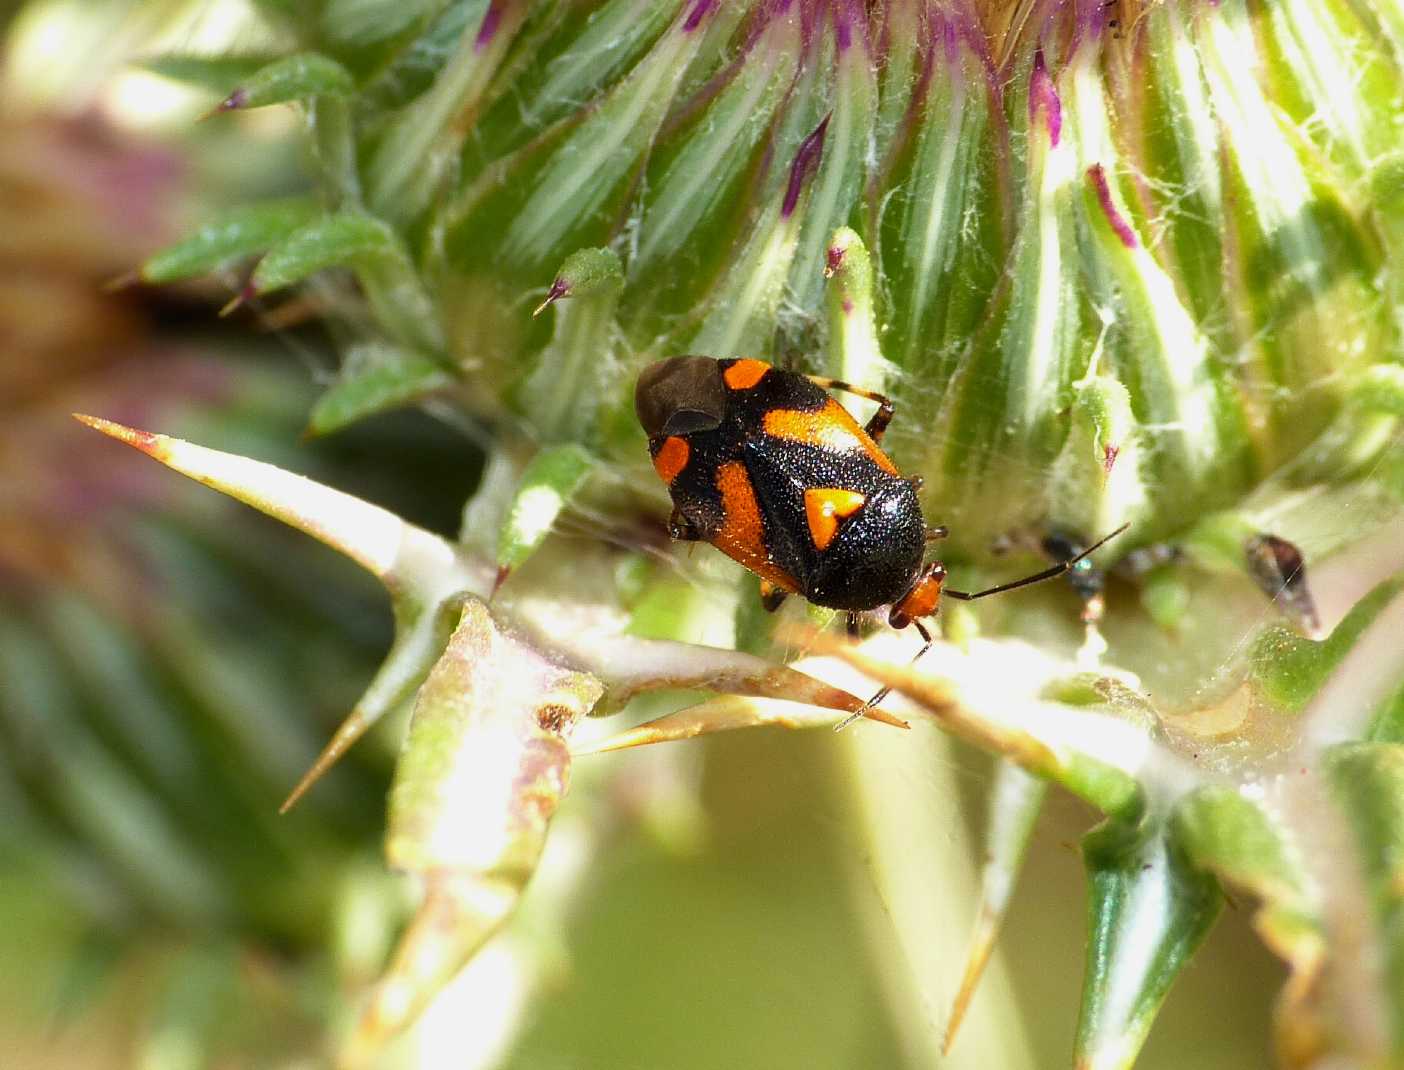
72,413 -> 160,452
532,278 -> 570,317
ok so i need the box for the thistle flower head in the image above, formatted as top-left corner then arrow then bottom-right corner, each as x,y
112,0 -> 1404,1063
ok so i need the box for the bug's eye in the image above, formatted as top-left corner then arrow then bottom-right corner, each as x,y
635,355 -> 727,437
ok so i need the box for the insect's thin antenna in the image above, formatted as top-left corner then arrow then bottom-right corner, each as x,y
834,618 -> 934,732
944,522 -> 1129,602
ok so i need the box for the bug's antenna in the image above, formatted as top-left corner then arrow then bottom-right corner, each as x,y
833,523 -> 1130,730
944,523 -> 1129,602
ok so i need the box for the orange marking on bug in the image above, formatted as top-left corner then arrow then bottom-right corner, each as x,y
763,399 -> 899,475
723,358 -> 770,390
652,435 -> 690,484
803,488 -> 866,550
713,461 -> 799,593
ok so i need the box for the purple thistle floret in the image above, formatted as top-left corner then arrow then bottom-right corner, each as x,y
1087,163 -> 1137,248
475,0 -> 504,49
683,0 -> 718,33
1029,49 -> 1062,147
782,113 -> 830,218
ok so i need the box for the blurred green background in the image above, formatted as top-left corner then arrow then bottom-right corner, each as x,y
0,1 -> 1285,1066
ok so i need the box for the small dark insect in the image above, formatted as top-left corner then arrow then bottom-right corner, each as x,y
1244,532 -> 1320,635
635,355 -> 1125,724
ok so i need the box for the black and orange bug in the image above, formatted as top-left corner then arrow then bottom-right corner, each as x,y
635,355 -> 1125,721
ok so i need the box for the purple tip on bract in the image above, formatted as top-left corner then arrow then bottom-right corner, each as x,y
783,113 -> 830,219
682,0 -> 717,33
475,0 -> 504,49
1029,50 -> 1061,148
532,277 -> 570,317
825,245 -> 845,277
197,87 -> 247,122
1087,163 -> 1138,249
219,281 -> 257,318
1103,443 -> 1120,474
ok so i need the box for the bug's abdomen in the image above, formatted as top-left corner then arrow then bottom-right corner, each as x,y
742,439 -> 924,611
803,478 -> 927,610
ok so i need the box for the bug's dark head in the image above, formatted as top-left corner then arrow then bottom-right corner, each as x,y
635,356 -> 727,440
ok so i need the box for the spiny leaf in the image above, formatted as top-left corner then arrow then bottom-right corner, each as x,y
308,343 -> 453,436
141,53 -> 282,94
785,22 -> 875,313
519,248 -> 623,441
1048,376 -> 1145,543
348,600 -> 602,1054
815,633 -> 1149,819
824,227 -> 891,393
574,692 -> 906,754
946,761 -> 1048,1052
247,213 -> 444,354
279,627 -> 443,815
878,34 -> 993,381
364,0 -> 524,221
71,414 -> 488,596
72,416 -> 493,818
1170,779 -> 1329,1057
1326,742 -> 1404,1052
140,198 -> 320,284
1076,822 -> 1223,1070
490,2 -> 723,270
206,53 -> 355,117
307,95 -> 361,208
689,114 -> 831,356
630,10 -> 798,273
543,629 -> 886,727
1256,577 -> 1404,726
250,212 -> 405,295
532,247 -> 624,316
321,0 -> 448,46
496,445 -> 595,577
513,0 -> 678,132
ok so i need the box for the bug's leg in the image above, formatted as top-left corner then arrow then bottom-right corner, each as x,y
667,507 -> 705,543
760,579 -> 788,613
835,618 -> 934,731
926,524 -> 949,542
805,376 -> 896,442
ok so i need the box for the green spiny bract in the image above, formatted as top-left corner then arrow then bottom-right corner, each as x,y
131,0 -> 1404,1065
